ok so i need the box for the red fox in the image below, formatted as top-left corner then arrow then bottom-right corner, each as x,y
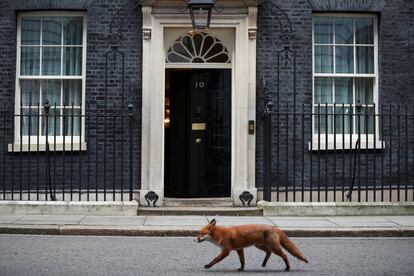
195,219 -> 308,271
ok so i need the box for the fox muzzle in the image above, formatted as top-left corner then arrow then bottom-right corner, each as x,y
195,234 -> 210,243
194,237 -> 204,243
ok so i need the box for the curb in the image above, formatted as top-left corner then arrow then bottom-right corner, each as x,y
0,201 -> 139,216
1,225 -> 413,237
257,201 -> 414,216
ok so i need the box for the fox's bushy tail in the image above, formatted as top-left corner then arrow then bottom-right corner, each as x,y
277,229 -> 308,263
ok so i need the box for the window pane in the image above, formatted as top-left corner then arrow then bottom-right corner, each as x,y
314,46 -> 333,73
356,46 -> 374,74
335,46 -> 353,73
63,17 -> 83,45
355,17 -> 374,44
173,41 -> 192,58
314,106 -> 333,134
42,80 -> 61,106
205,43 -> 224,59
202,36 -> 214,54
193,33 -> 203,53
334,78 -> 353,104
21,108 -> 39,136
21,80 -> 40,106
314,17 -> 333,44
64,108 -> 81,136
42,47 -> 61,75
21,17 -> 41,45
206,53 -> 229,63
21,47 -> 40,75
335,107 -> 352,134
360,107 -> 375,134
42,17 -> 62,45
63,47 -> 82,75
314,77 -> 332,104
335,17 -> 353,44
63,80 -> 82,106
48,108 -> 61,136
166,52 -> 190,63
355,78 -> 374,104
41,108 -> 61,136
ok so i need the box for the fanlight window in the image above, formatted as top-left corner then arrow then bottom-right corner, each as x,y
166,32 -> 230,63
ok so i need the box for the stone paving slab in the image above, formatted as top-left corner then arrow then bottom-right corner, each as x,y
383,216 -> 414,227
0,215 -> 25,224
206,216 -> 274,226
267,217 -> 338,228
326,216 -> 398,227
78,216 -> 145,226
1,215 -> 414,237
14,215 -> 85,225
144,216 -> 208,226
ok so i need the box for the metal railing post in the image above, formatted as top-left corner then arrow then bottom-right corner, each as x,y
262,78 -> 273,202
44,99 -> 55,201
128,98 -> 134,201
347,99 -> 362,201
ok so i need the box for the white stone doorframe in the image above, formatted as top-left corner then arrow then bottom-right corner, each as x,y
139,1 -> 258,207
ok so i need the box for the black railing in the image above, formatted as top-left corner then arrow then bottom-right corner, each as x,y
0,101 -> 136,201
261,103 -> 414,202
2,101 -> 413,203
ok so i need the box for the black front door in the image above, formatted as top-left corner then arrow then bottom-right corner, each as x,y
165,69 -> 231,198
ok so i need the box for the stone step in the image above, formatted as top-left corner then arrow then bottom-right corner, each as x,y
163,197 -> 234,207
137,207 -> 263,216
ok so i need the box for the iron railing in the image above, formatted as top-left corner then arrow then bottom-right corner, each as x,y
261,102 -> 414,202
0,101 -> 136,201
1,101 -> 413,203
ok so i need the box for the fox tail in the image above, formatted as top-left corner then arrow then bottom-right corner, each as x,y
277,229 -> 308,263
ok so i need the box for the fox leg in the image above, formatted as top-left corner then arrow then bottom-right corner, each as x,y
255,245 -> 271,267
271,247 -> 290,271
204,249 -> 230,269
267,236 -> 291,271
236,249 -> 245,271
271,244 -> 290,271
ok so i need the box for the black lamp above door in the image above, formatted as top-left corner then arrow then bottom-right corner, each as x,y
188,0 -> 215,29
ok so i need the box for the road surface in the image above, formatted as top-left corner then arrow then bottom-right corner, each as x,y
0,235 -> 413,275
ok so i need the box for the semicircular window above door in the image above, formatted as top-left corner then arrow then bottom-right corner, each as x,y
166,32 -> 230,64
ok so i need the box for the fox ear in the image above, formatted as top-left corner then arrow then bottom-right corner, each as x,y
209,219 -> 216,229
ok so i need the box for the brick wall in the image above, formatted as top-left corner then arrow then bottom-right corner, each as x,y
0,0 -> 413,199
255,0 -> 414,195
0,0 -> 142,195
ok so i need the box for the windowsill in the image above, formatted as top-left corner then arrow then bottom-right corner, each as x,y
8,142 -> 87,152
308,140 -> 385,151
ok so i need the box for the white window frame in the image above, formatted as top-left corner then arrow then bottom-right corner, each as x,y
12,11 -> 87,151
311,13 -> 383,150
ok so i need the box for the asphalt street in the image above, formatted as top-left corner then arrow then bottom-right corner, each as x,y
0,235 -> 413,276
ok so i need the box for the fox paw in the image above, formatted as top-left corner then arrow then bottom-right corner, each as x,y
284,267 -> 290,272
204,265 -> 211,269
237,268 -> 244,271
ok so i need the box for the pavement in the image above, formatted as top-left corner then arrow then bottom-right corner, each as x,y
0,214 -> 413,237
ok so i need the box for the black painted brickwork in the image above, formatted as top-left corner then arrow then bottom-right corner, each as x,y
255,0 -> 414,193
0,0 -> 413,198
0,0 -> 142,194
